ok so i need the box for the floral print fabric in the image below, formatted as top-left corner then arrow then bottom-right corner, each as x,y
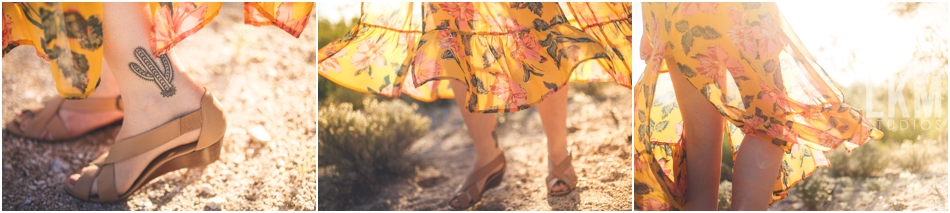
318,2 -> 632,113
2,2 -> 313,99
633,2 -> 883,210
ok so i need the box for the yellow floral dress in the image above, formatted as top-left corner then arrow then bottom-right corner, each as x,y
318,2 -> 632,113
633,2 -> 883,210
2,2 -> 313,99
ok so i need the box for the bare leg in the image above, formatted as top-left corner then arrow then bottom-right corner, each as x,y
448,79 -> 503,207
67,2 -> 206,195
536,84 -> 573,193
667,56 -> 724,210
729,136 -> 783,210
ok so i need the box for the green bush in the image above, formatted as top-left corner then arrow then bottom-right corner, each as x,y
890,139 -> 945,174
863,177 -> 888,192
318,98 -> 431,210
791,171 -> 835,210
718,181 -> 732,211
826,141 -> 889,178
319,98 -> 431,175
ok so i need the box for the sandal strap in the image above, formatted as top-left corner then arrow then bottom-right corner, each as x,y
547,153 -> 577,189
72,165 -> 101,200
17,96 -> 123,140
97,164 -> 120,201
459,152 -> 506,191
60,96 -> 124,112
22,97 -> 65,139
46,115 -> 71,140
100,89 -> 223,165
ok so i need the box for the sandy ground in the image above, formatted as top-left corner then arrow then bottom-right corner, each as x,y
320,83 -> 632,211
769,142 -> 949,211
1,3 -> 316,210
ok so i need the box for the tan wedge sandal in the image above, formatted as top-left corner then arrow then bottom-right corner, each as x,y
448,152 -> 506,210
64,88 -> 226,203
6,96 -> 123,141
546,153 -> 578,196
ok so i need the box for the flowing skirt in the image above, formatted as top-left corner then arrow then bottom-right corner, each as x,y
2,2 -> 313,99
633,2 -> 883,210
318,2 -> 632,113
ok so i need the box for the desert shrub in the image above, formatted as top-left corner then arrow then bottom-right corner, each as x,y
791,171 -> 835,210
318,98 -> 431,209
890,139 -> 944,174
718,181 -> 732,211
826,141 -> 889,178
569,82 -> 609,98
863,177 -> 889,192
319,98 -> 431,175
833,177 -> 855,201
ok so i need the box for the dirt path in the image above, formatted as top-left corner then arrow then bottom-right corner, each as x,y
2,3 -> 316,210
329,83 -> 632,210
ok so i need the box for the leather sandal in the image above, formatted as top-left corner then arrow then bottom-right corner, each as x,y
448,151 -> 506,210
64,88 -> 226,203
546,152 -> 577,196
6,96 -> 123,141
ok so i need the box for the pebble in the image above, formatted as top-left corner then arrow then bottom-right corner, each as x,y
141,200 -> 153,211
50,158 -> 69,173
248,125 -> 271,143
4,164 -> 13,171
199,184 -> 214,195
206,196 -> 226,209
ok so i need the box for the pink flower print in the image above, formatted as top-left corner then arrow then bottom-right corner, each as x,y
742,116 -> 765,135
319,48 -> 348,73
727,24 -> 759,57
643,198 -> 671,211
439,2 -> 478,30
490,72 -> 528,106
486,17 -> 524,32
679,3 -> 718,18
657,158 -> 672,176
818,131 -> 841,149
513,32 -> 542,61
378,86 -> 396,97
755,15 -> 787,58
374,13 -> 403,29
412,52 -> 442,83
2,15 -> 11,48
351,36 -> 387,72
766,124 -> 798,144
695,44 -> 745,81
726,5 -> 745,25
634,157 -> 646,172
272,2 -> 309,38
759,82 -> 794,112
151,2 -> 208,56
437,30 -> 463,56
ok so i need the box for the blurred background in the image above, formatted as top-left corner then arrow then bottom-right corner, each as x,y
318,2 -> 632,211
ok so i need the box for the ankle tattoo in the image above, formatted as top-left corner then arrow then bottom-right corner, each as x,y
129,47 -> 176,97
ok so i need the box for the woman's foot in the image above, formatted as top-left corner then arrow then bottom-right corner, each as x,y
66,78 -> 206,197
547,148 -> 576,194
449,149 -> 507,210
10,96 -> 124,140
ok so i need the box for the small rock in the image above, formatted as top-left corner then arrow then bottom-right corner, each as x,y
16,199 -> 31,210
141,200 -> 153,210
206,196 -> 226,209
50,158 -> 69,173
4,164 -> 13,170
28,185 -> 36,190
199,184 -> 214,195
248,125 -> 271,143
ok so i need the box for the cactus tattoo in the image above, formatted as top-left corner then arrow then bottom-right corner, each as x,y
129,47 -> 176,97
